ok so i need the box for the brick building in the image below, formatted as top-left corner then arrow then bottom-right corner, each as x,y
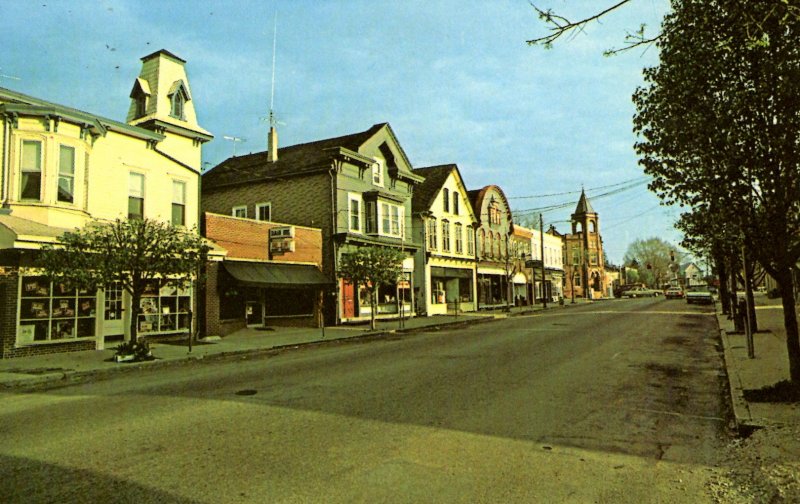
201,213 -> 327,335
201,123 -> 423,325
562,190 -> 606,300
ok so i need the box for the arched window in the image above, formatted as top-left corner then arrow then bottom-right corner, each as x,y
487,232 -> 494,257
494,232 -> 501,257
479,229 -> 486,257
589,220 -> 596,233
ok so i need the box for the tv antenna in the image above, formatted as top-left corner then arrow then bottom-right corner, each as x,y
260,11 -> 285,129
223,135 -> 246,156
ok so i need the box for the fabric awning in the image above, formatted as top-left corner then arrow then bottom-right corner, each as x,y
223,261 -> 329,288
430,266 -> 473,279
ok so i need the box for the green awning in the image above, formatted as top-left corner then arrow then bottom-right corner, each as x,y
223,261 -> 329,288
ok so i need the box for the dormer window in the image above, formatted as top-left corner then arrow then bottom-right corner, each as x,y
129,77 -> 151,120
167,80 -> 190,121
135,94 -> 147,118
170,92 -> 185,120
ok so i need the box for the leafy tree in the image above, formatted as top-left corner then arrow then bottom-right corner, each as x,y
337,246 -> 406,330
623,237 -> 678,288
38,218 -> 209,342
633,0 -> 800,381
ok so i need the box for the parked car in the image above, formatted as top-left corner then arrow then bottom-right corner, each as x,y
664,286 -> 684,299
621,286 -> 661,298
685,285 -> 714,304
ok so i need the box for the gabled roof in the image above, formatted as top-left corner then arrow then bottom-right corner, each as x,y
412,164 -> 455,214
203,123 -> 387,189
574,189 -> 596,215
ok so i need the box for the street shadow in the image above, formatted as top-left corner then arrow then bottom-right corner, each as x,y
743,380 -> 800,403
0,453 -> 200,503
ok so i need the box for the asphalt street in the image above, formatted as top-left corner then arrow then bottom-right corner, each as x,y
0,298 -> 730,503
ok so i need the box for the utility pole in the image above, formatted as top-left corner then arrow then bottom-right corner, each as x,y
540,213 -> 547,309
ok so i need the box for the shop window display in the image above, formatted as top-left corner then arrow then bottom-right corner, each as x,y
18,276 -> 96,342
137,280 -> 192,334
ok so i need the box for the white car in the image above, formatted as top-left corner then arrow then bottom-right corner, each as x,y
621,287 -> 660,298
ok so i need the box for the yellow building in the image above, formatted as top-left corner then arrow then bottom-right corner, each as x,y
0,49 -> 212,358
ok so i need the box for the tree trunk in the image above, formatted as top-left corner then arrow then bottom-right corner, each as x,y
717,256 -> 730,315
743,249 -> 758,333
776,266 -> 800,383
370,289 -> 377,331
129,291 -> 140,343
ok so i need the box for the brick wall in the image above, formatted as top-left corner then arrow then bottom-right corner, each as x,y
204,213 -> 322,265
0,266 -> 19,358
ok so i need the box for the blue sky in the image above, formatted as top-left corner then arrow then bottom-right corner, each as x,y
0,0 -> 678,263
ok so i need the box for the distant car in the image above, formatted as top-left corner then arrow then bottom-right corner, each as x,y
664,286 -> 684,299
685,285 -> 714,304
621,286 -> 661,298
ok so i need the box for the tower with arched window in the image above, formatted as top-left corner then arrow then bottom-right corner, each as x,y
563,190 -> 606,300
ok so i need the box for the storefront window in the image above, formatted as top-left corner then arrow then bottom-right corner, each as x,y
18,276 -> 96,343
137,280 -> 192,334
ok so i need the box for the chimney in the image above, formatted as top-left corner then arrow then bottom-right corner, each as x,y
268,126 -> 278,162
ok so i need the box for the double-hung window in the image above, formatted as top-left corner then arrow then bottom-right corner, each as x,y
256,202 -> 271,222
379,202 -> 403,238
467,226 -> 475,256
428,217 -> 437,250
171,180 -> 186,226
20,140 -> 42,201
349,196 -> 361,232
57,145 -> 76,204
442,220 -> 451,252
453,193 -> 460,215
442,189 -> 449,213
232,206 -> 247,218
390,205 -> 400,236
128,172 -> 145,220
372,159 -> 384,186
455,223 -> 463,254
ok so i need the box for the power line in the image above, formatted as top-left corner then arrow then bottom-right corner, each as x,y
507,177 -> 648,200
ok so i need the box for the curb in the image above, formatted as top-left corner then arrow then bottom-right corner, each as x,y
716,312 -> 759,434
0,311 -> 508,390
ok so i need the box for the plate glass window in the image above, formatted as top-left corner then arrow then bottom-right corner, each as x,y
57,145 -> 76,203
171,180 -> 186,226
128,172 -> 145,220
20,140 -> 42,201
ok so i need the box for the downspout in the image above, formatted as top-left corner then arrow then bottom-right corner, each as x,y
1,115 -> 10,206
329,166 -> 339,326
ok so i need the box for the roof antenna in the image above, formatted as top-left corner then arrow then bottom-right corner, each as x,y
223,135 -> 246,156
263,11 -> 283,161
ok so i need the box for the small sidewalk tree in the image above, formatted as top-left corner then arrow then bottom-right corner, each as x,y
38,218 -> 210,344
337,246 -> 405,330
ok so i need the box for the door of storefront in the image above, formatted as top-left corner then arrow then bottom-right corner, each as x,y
103,283 -> 124,340
342,280 -> 356,319
246,301 -> 263,327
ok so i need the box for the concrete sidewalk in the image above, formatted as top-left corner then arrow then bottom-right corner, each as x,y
719,295 -> 800,430
0,303 -> 562,389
